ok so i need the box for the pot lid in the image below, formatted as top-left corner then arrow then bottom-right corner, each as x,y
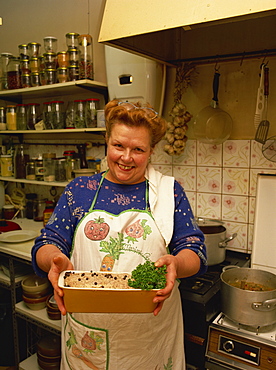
196,217 -> 224,227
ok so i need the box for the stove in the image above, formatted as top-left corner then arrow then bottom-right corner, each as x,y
179,250 -> 250,369
205,312 -> 276,369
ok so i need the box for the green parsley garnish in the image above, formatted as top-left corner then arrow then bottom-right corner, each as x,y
128,261 -> 167,290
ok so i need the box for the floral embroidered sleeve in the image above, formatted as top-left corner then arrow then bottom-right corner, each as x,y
168,181 -> 207,277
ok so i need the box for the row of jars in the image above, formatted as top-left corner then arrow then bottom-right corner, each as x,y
0,98 -> 100,131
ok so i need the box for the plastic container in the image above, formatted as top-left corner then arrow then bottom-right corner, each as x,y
6,105 -> 17,130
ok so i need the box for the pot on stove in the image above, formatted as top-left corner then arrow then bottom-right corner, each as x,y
197,218 -> 237,266
220,266 -> 276,327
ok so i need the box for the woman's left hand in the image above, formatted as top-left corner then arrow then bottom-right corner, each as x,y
152,254 -> 178,316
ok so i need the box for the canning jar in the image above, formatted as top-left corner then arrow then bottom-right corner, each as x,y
26,161 -> 36,180
0,155 -> 13,176
21,73 -> 31,88
16,104 -> 27,130
18,44 -> 28,59
20,59 -> 30,74
27,103 -> 40,130
57,51 -> 69,68
31,72 -> 40,87
29,57 -> 39,73
65,101 -> 75,128
68,65 -> 79,81
78,34 -> 94,80
85,98 -> 99,128
57,67 -> 68,83
51,101 -> 65,129
27,42 -> 41,58
54,158 -> 67,182
74,100 -> 85,128
7,57 -> 21,89
6,105 -> 17,130
42,101 -> 53,129
68,47 -> 79,66
45,68 -> 57,84
38,55 -> 45,71
43,52 -> 57,69
43,152 -> 56,181
39,71 -> 47,86
0,53 -> 13,90
66,32 -> 79,49
43,36 -> 57,53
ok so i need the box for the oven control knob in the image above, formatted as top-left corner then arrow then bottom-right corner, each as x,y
223,340 -> 234,352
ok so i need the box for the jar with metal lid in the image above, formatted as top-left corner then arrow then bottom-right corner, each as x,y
3,204 -> 16,220
85,98 -> 99,128
45,68 -> 57,84
0,53 -> 13,90
21,73 -> 31,88
43,152 -> 56,181
68,47 -> 79,66
57,51 -> 69,68
6,105 -> 17,130
0,155 -> 13,176
51,101 -> 65,129
74,100 -> 85,128
43,52 -> 57,69
16,104 -> 27,130
27,103 -> 40,130
18,44 -> 28,59
29,57 -> 39,73
30,72 -> 40,87
68,65 -> 79,81
7,57 -> 21,89
57,67 -> 68,83
39,70 -> 47,86
27,42 -> 41,58
35,158 -> 45,181
78,34 -> 94,80
43,36 -> 57,53
66,32 -> 79,49
26,193 -> 37,219
54,158 -> 67,182
26,161 -> 36,180
20,59 -> 30,74
38,55 -> 45,71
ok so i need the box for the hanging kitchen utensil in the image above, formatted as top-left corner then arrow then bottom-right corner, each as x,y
193,70 -> 233,145
255,66 -> 270,144
262,136 -> 276,162
253,63 -> 265,129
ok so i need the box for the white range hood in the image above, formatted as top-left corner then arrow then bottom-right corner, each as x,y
99,0 -> 276,64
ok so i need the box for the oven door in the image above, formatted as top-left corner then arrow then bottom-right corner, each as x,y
205,359 -> 241,370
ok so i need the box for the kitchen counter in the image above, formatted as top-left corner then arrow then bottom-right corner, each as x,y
0,219 -> 43,261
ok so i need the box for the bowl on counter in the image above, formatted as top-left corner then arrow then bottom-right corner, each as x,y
21,274 -> 50,294
22,294 -> 49,310
46,294 -> 61,320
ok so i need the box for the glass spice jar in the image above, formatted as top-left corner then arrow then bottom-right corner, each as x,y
57,51 -> 69,68
68,47 -> 79,66
26,161 -> 36,180
18,44 -> 28,59
7,57 -> 21,89
39,70 -> 47,86
0,53 -> 13,90
54,157 -> 67,182
27,42 -> 41,58
20,59 -> 30,74
68,65 -> 79,81
43,36 -> 57,53
29,57 -> 40,73
78,34 -> 94,80
45,68 -> 57,84
38,55 -> 45,72
35,158 -> 45,181
21,73 -> 31,88
30,72 -> 40,87
6,105 -> 17,130
66,32 -> 79,49
43,52 -> 57,69
57,67 -> 68,83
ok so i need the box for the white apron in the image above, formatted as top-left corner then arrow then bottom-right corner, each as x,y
60,175 -> 185,370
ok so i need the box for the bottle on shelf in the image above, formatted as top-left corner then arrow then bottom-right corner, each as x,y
15,144 -> 29,179
16,104 -> 27,130
27,103 -> 40,130
76,143 -> 88,168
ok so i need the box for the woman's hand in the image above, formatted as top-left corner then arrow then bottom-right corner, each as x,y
48,254 -> 74,316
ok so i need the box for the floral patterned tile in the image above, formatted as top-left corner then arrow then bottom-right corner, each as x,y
197,167 -> 222,193
248,196 -> 256,224
197,193 -> 221,219
151,140 -> 173,165
185,191 -> 196,215
223,221 -> 248,251
251,140 -> 276,169
249,168 -> 276,196
222,168 -> 249,195
172,139 -> 196,165
221,194 -> 248,223
197,142 -> 222,166
173,166 -> 196,191
247,224 -> 254,252
151,164 -> 173,176
222,140 -> 250,167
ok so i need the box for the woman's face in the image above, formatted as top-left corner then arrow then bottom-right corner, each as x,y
105,123 -> 153,184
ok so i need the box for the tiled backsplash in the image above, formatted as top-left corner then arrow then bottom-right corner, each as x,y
151,139 -> 276,254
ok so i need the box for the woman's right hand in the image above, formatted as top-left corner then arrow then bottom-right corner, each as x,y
48,254 -> 74,315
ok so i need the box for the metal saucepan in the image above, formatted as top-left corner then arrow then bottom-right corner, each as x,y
221,266 -> 276,327
197,218 -> 237,266
193,71 -> 233,145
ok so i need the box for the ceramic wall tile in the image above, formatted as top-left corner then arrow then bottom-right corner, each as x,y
173,166 -> 196,191
222,140 -> 250,167
249,168 -> 276,196
151,140 -> 172,165
197,167 -> 222,193
247,224 -> 254,252
197,142 -> 222,166
248,196 -> 256,224
251,140 -> 276,169
151,164 -> 173,176
222,221 -> 248,252
222,194 -> 248,223
172,140 -> 197,165
222,168 -> 249,195
197,193 -> 221,219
